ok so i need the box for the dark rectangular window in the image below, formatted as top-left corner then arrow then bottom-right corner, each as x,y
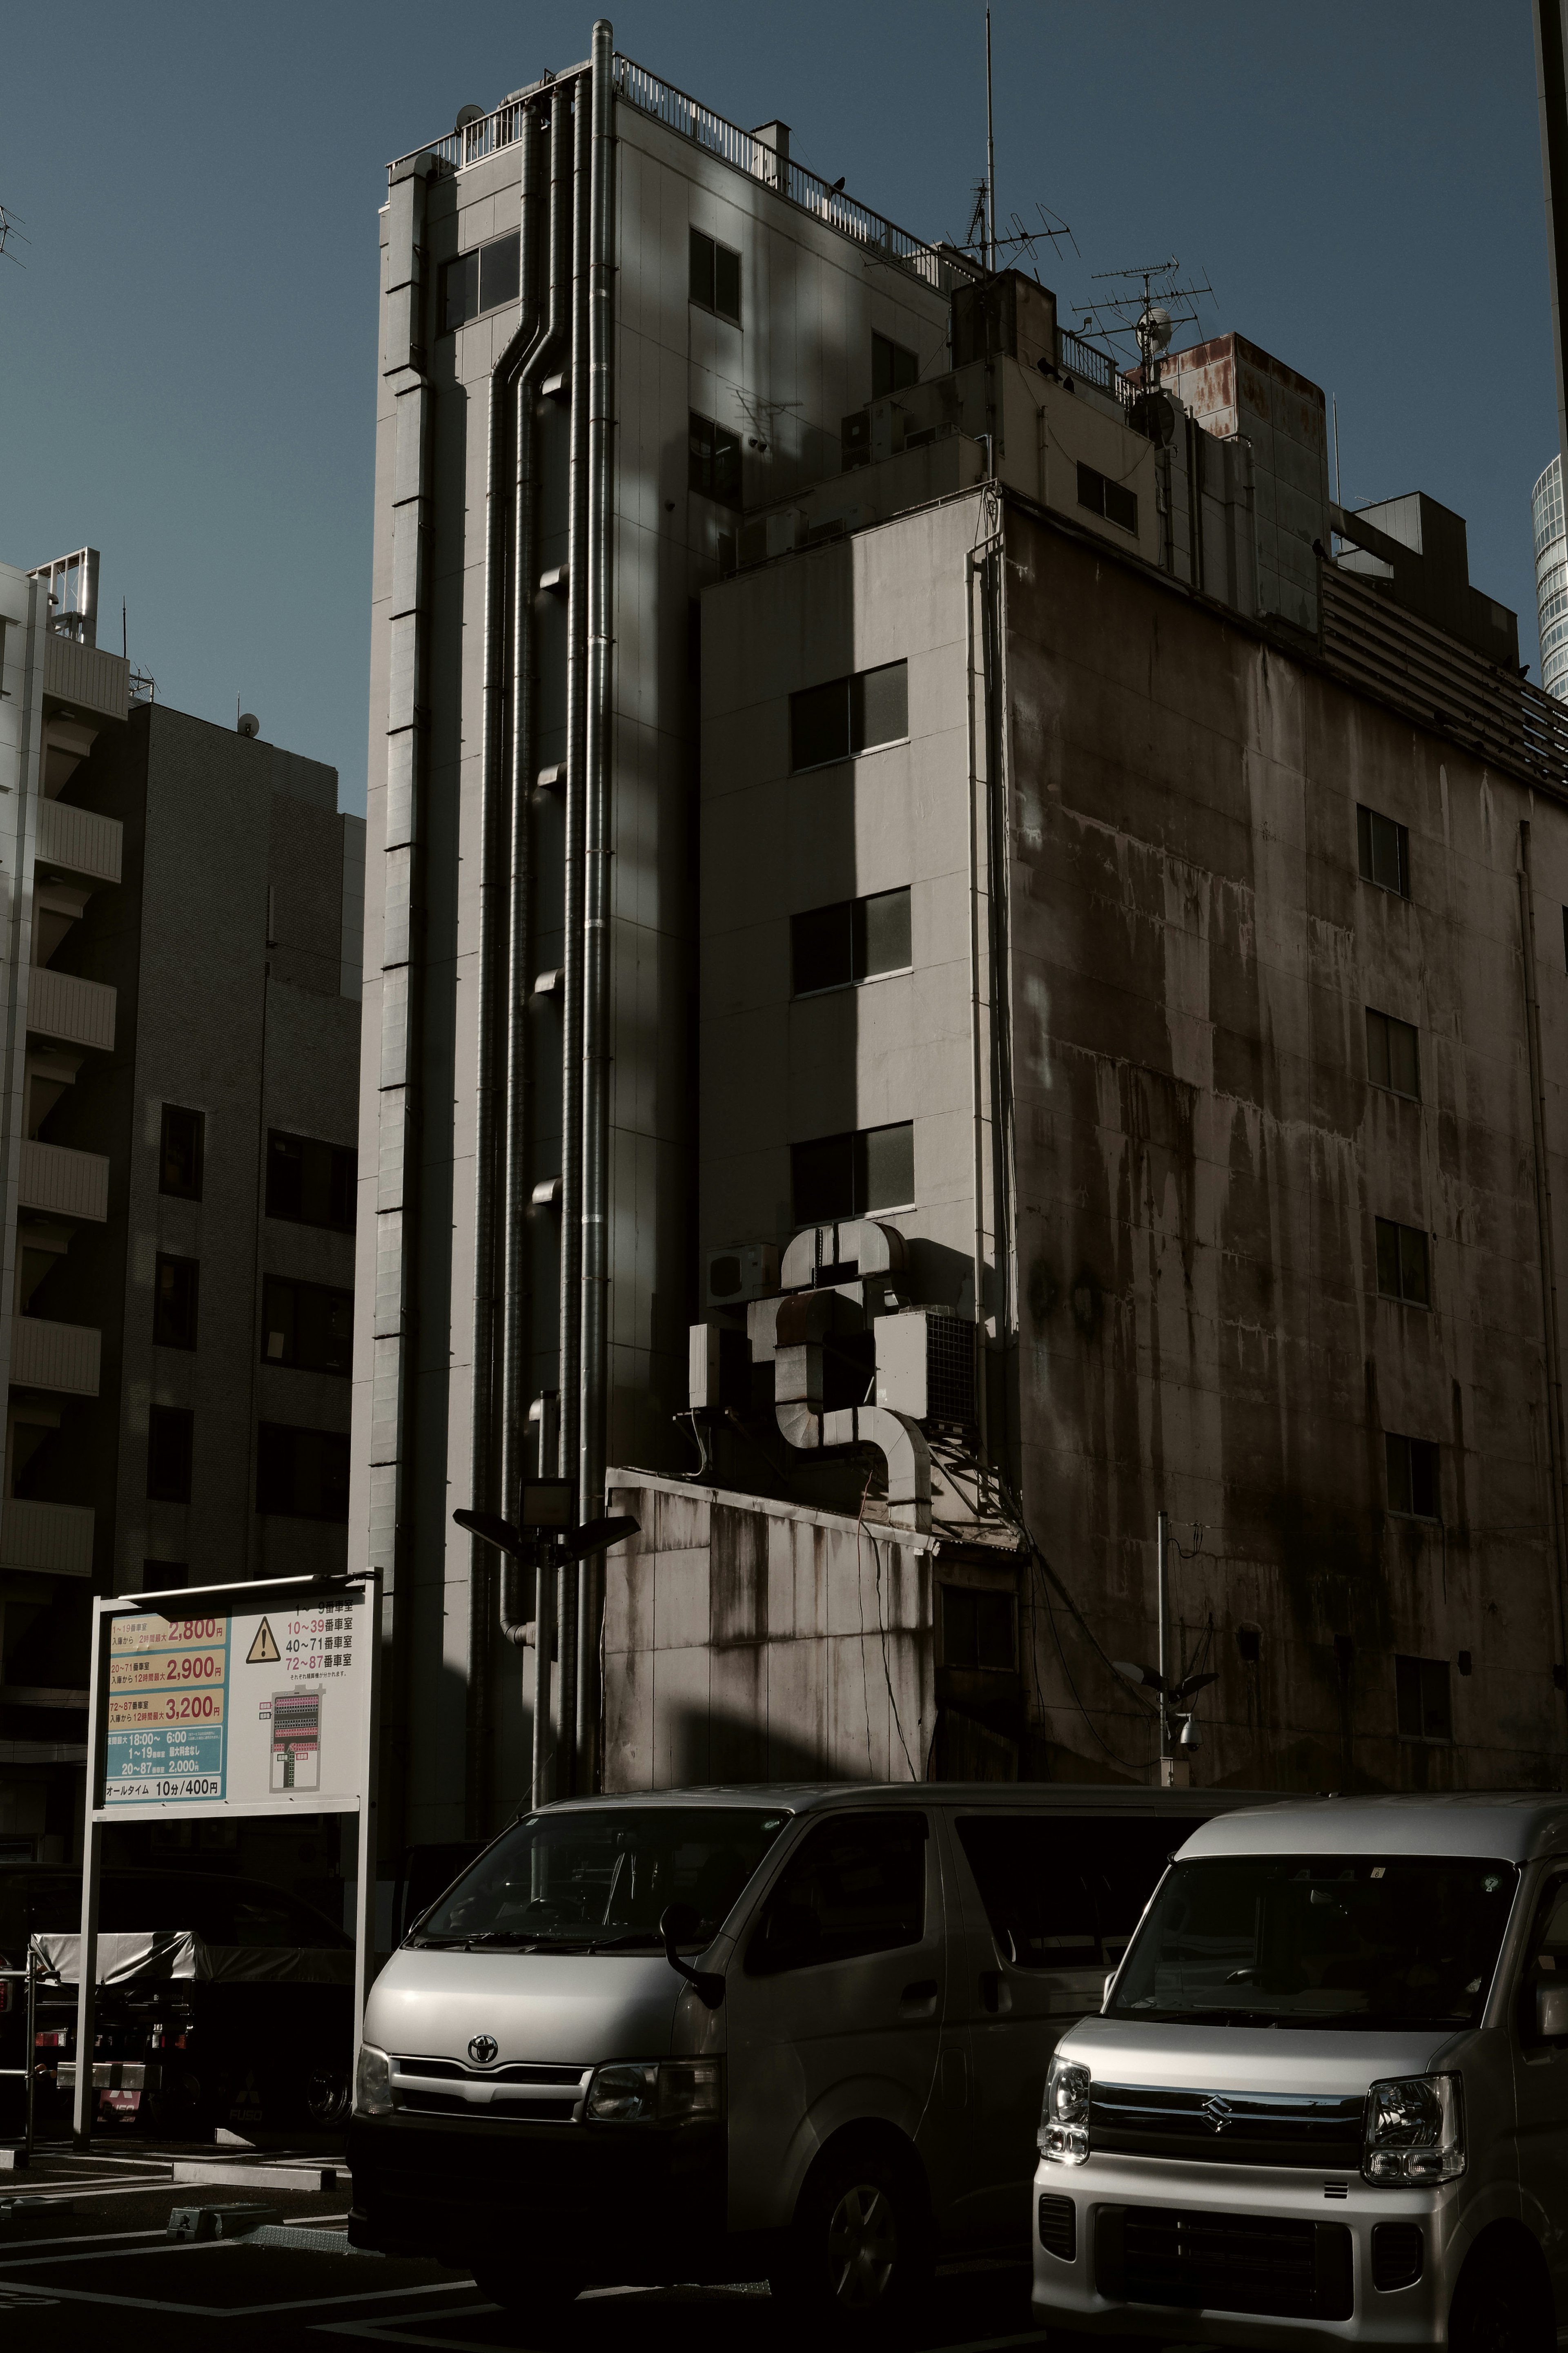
792,887 -> 912,995
789,660 -> 909,772
262,1276 -> 354,1376
1375,1217 -> 1430,1307
872,331 -> 918,397
437,231 -> 520,335
792,1120 -> 914,1226
153,1255 -> 199,1350
1076,459 -> 1138,535
1357,803 -> 1410,897
1386,1432 -> 1439,1520
942,1585 -> 1016,1671
147,1407 -> 194,1505
688,410 -> 741,506
256,1423 -> 350,1523
1396,1653 -> 1452,1742
1366,1008 -> 1420,1100
159,1106 -> 204,1201
745,1811 -> 926,1975
688,227 -> 740,323
266,1131 -> 356,1231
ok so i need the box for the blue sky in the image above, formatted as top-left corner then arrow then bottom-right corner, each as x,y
0,2 -> 1552,813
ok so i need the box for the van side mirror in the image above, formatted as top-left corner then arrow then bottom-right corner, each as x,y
1537,1983 -> 1568,2039
659,1903 -> 724,2010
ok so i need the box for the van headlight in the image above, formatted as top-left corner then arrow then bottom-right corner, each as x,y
1040,2054 -> 1091,2166
1363,2073 -> 1464,2183
353,2043 -> 393,2117
585,2059 -> 722,2124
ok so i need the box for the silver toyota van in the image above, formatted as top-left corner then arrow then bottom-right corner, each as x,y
347,1781 -> 1252,2328
1032,1794 -> 1568,2352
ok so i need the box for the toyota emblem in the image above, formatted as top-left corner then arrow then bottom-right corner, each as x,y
1200,2096 -> 1233,2132
468,2034 -> 499,2067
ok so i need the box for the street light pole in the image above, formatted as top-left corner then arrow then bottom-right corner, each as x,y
1156,1508 -> 1170,1784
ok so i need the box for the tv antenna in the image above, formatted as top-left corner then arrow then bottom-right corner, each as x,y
951,11 -> 1078,280
0,205 -> 28,268
1077,256 -> 1214,386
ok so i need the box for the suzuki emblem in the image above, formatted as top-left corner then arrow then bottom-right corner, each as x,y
1200,2096 -> 1233,2132
468,2034 -> 499,2067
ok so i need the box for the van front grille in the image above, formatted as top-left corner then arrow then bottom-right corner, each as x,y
1090,2082 -> 1365,2170
1096,2205 -> 1353,2322
398,2088 -> 579,2122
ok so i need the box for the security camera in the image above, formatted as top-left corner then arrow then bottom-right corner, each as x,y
1178,1714 -> 1201,1751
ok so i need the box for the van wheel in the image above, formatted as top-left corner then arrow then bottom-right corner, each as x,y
1450,2247 -> 1552,2353
468,2259 -> 583,2328
773,2141 -> 931,2333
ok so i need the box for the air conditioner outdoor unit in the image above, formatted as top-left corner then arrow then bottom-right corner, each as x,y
706,1242 -> 779,1307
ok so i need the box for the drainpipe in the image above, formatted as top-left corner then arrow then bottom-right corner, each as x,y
555,77 -> 592,1796
1518,819 -> 1568,1720
575,17 -> 617,1789
468,107 -> 546,1831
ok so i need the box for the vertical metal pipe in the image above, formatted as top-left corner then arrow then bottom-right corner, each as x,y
524,82 -> 573,1810
555,76 -> 592,1795
469,113 -> 544,1840
575,19 -> 616,1787
1156,1508 -> 1170,1780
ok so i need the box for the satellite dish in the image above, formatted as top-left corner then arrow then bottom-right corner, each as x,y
1138,304 -> 1174,355
455,103 -> 484,132
238,712 -> 260,738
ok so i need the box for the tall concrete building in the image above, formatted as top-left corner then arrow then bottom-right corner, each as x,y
0,550 -> 364,1865
364,24 -> 1568,1849
1535,455 -> 1568,700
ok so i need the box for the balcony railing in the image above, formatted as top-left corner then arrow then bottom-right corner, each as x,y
388,55 -> 966,293
0,1497 -> 94,1578
18,1139 -> 109,1222
11,1316 -> 100,1397
36,799 -> 122,887
27,965 -> 116,1054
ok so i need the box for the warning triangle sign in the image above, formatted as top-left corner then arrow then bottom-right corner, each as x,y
246,1617 -> 281,1664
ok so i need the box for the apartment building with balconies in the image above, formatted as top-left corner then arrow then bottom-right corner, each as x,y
0,550 -> 364,1861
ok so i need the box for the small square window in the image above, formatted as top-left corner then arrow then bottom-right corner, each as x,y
861,1120 -> 914,1213
1366,1008 -> 1420,1100
793,903 -> 854,995
1357,804 -> 1410,897
1386,1432 -> 1439,1519
688,410 -> 741,506
1374,1217 -> 1430,1307
1076,461 -> 1137,536
266,1131 -> 357,1231
160,1106 -> 204,1201
147,1406 -> 194,1505
1396,1652 -> 1452,1741
689,227 -> 741,324
478,230 -> 519,314
850,661 -> 908,753
856,887 -> 912,978
154,1255 -> 199,1350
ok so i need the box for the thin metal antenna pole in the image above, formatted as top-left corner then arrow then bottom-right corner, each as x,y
1156,1507 -> 1169,1776
1333,395 -> 1342,506
985,7 -> 996,274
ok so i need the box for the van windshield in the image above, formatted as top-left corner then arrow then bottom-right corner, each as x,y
1109,1853 -> 1519,2031
409,1807 -> 792,1951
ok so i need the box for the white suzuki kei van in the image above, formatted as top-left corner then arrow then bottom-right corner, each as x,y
1033,1794 -> 1568,2352
347,1782 -> 1255,2328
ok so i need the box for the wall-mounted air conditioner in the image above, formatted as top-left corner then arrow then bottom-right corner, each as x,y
706,1242 -> 779,1306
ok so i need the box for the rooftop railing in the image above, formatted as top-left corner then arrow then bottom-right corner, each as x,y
388,55 -> 968,294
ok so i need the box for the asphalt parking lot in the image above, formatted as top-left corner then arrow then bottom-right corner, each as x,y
0,2141 -> 1052,2353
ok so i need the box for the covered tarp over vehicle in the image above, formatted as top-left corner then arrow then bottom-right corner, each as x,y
32,1931 -> 353,1986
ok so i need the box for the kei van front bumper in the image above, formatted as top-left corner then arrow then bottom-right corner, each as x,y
1029,2153 -> 1465,2351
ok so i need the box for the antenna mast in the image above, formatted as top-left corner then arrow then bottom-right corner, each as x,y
985,8 -> 996,274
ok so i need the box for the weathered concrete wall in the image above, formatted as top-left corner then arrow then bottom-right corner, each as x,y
604,1474 -> 935,1788
1004,500 -> 1568,1791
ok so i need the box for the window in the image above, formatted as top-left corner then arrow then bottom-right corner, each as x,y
792,888 -> 912,995
688,411 -> 741,506
256,1423 -> 350,1522
153,1255 -> 199,1350
1375,1218 -> 1430,1307
745,1811 -> 927,1976
942,1584 -> 1016,1671
437,230 -> 521,334
266,1131 -> 356,1231
789,661 -> 909,771
1366,1008 -> 1420,1100
147,1407 -> 194,1505
159,1106 -> 204,1201
262,1276 -> 353,1375
1076,460 -> 1138,535
956,1814 -> 1176,1971
688,227 -> 741,324
792,1121 -> 914,1226
872,331 -> 918,397
1357,804 -> 1410,897
1395,1653 -> 1452,1742
1386,1432 -> 1439,1519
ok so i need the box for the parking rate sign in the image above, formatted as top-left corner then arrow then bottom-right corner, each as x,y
105,1613 -> 229,1801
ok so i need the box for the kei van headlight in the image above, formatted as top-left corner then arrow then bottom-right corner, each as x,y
1363,2073 -> 1464,2184
354,2043 -> 393,2117
585,2058 -> 722,2124
1040,2054 -> 1091,2166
